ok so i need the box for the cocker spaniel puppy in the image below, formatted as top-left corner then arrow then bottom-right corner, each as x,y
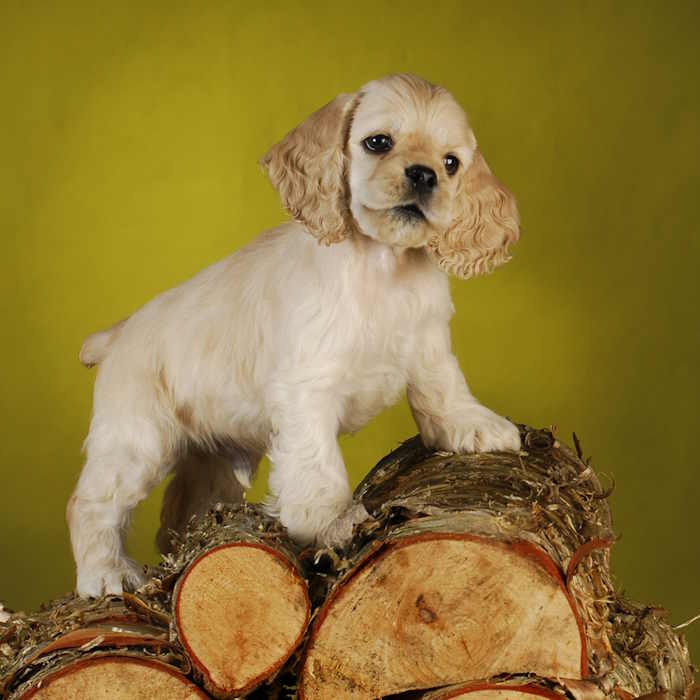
68,73 -> 521,598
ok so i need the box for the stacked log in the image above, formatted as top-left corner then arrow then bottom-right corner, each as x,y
0,506 -> 310,699
0,594 -> 198,698
0,427 -> 696,699
167,506 -> 310,697
298,432 -> 695,699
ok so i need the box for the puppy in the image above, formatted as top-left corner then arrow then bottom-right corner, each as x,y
68,73 -> 521,598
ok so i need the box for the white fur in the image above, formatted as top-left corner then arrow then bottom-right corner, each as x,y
68,75 -> 521,598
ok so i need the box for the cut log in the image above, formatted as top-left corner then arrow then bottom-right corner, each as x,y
418,676 -> 607,700
302,532 -> 585,697
426,689 -> 559,700
0,594 -> 195,699
300,429 -> 613,699
299,428 -> 694,700
167,503 -> 311,698
15,655 -> 210,699
600,598 -> 697,699
428,689 -> 560,700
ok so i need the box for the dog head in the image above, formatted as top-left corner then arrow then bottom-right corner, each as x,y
260,74 -> 519,279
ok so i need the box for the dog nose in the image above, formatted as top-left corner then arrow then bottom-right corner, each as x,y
405,164 -> 437,193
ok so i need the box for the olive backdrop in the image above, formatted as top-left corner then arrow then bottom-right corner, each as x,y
1,1 -> 698,659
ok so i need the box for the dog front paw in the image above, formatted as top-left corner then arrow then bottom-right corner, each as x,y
272,491 -> 353,546
427,407 -> 521,454
317,503 -> 371,549
76,559 -> 146,598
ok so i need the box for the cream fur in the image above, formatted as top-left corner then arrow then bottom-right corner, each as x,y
68,74 -> 521,598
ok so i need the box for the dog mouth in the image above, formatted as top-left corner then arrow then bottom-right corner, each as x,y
391,203 -> 426,222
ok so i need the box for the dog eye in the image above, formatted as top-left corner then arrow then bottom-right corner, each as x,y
363,134 -> 393,153
443,154 -> 460,175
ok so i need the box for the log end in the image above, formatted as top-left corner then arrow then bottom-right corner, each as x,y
18,656 -> 209,699
174,542 -> 310,697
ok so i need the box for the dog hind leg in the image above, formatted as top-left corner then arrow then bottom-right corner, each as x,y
156,446 -> 260,554
68,413 -> 177,598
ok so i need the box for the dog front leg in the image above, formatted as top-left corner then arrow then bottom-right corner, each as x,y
266,392 -> 353,545
407,322 -> 521,454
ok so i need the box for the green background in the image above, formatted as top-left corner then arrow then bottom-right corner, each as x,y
1,0 -> 698,662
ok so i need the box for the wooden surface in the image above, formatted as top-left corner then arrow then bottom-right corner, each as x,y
19,656 -> 210,699
302,534 -> 583,699
175,542 -> 310,698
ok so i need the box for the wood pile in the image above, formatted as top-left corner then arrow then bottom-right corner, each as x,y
0,426 -> 695,699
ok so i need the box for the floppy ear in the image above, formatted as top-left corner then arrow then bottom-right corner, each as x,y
427,150 -> 520,279
260,93 -> 359,245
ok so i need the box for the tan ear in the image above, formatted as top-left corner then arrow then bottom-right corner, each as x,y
428,151 -> 520,279
260,93 -> 359,245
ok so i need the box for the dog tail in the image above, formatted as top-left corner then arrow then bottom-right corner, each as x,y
79,318 -> 128,368
156,448 -> 259,554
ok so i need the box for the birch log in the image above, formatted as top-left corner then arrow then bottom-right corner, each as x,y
299,427 -> 695,700
165,503 -> 311,698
